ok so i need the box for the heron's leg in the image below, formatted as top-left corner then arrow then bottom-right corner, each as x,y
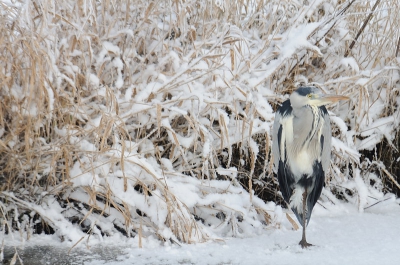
299,187 -> 312,248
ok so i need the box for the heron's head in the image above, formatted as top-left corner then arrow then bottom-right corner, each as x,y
290,86 -> 349,108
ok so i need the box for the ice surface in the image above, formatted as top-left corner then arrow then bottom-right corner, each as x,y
4,202 -> 400,265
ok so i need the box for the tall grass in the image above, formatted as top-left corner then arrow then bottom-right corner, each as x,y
0,0 -> 399,246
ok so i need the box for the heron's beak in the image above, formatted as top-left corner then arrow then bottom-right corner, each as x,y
316,94 -> 350,105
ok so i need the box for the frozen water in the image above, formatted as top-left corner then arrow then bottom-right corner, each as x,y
3,202 -> 399,265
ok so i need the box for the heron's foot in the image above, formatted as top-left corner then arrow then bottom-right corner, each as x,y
299,239 -> 313,249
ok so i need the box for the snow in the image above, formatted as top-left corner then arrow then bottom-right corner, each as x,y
102,41 -> 121,56
4,202 -> 400,265
331,137 -> 361,162
341,57 -> 360,73
216,167 -> 238,179
330,116 -> 348,135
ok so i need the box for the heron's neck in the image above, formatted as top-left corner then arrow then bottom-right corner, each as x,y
303,105 -> 322,147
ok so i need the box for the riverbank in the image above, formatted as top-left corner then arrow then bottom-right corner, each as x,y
3,200 -> 399,265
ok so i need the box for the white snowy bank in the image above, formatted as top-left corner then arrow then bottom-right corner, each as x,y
3,199 -> 400,265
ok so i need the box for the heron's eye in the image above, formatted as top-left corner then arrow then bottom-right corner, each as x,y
307,94 -> 312,99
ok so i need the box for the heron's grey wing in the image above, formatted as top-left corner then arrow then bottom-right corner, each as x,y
272,112 -> 283,173
272,100 -> 292,173
320,106 -> 332,174
273,100 -> 295,203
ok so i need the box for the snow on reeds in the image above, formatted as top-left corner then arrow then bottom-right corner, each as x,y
0,0 -> 399,246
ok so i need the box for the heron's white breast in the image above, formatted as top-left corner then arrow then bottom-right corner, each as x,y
289,148 -> 314,178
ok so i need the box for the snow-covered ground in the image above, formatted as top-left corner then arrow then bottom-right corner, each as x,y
3,201 -> 400,265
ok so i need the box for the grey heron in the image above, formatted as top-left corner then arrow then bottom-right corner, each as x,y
272,86 -> 349,248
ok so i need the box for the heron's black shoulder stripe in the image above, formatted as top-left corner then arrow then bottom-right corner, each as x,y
277,124 -> 284,159
319,105 -> 328,115
320,134 -> 324,155
277,99 -> 292,117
